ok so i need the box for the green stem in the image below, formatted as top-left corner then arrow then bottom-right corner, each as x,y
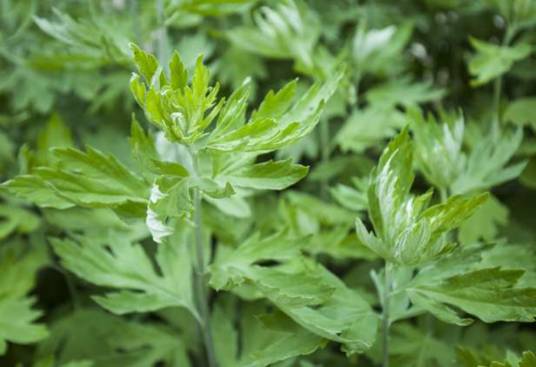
189,150 -> 218,367
156,0 -> 168,66
192,186 -> 218,367
492,25 -> 517,126
381,261 -> 392,367
129,0 -> 140,44
319,118 -> 330,198
439,187 -> 448,203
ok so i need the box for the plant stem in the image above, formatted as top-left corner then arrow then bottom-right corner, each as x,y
319,118 -> 330,198
381,261 -> 392,367
188,149 -> 218,367
155,0 -> 168,67
192,186 -> 218,367
492,25 -> 517,126
439,187 -> 448,204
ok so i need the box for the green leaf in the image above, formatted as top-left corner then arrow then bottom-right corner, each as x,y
238,310 -> 325,367
459,194 -> 509,244
452,128 -> 526,194
34,9 -> 128,66
210,231 -> 306,290
276,262 -> 378,355
36,112 -> 74,164
0,204 -> 40,240
210,232 -> 377,353
215,158 -> 308,190
4,146 -> 149,211
336,106 -> 406,154
330,178 -> 369,213
389,324 -> 456,367
0,243 -> 48,354
37,308 -> 191,367
129,43 -> 160,84
505,97 -> 536,132
469,38 -> 532,86
408,267 -> 536,324
366,77 -> 445,109
51,229 -> 198,319
520,352 -> 536,367
212,302 -> 325,367
250,80 -> 297,121
0,297 -> 49,354
284,191 -> 355,228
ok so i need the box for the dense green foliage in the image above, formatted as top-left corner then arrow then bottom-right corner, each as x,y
1,0 -> 536,366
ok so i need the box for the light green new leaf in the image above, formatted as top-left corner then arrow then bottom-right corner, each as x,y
146,177 -> 192,243
227,0 -> 320,69
410,108 -> 465,191
408,267 -> 536,324
356,129 -> 487,265
469,37 -> 532,86
51,230 -> 198,320
208,70 -> 343,153
352,22 -> 413,76
129,43 -> 340,155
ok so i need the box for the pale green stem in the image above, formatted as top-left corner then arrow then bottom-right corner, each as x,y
439,187 -> 448,203
382,261 -> 392,367
192,186 -> 218,367
129,0 -> 140,44
190,152 -> 218,367
156,0 -> 168,67
492,25 -> 517,127
319,118 -> 330,198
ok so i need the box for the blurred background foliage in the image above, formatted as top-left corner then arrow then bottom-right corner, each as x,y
1,0 -> 535,366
